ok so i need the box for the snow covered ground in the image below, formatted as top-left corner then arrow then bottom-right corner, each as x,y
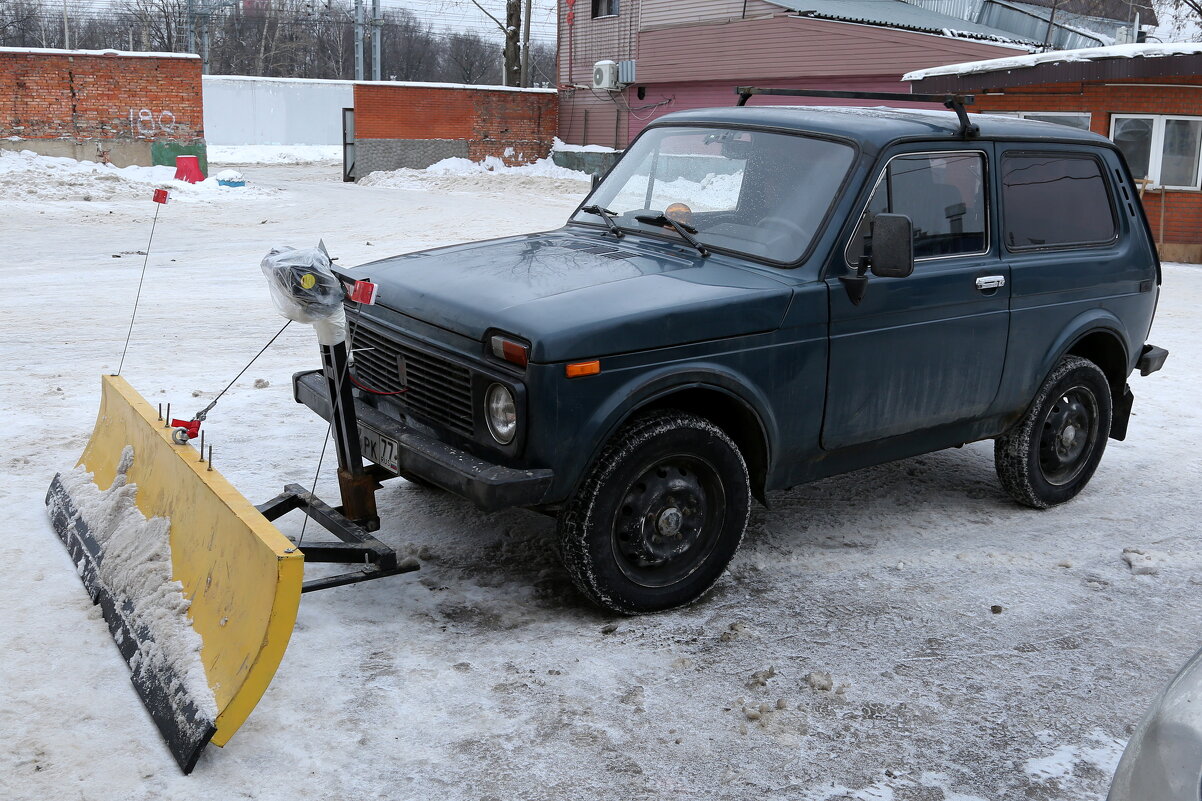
1,157 -> 1199,801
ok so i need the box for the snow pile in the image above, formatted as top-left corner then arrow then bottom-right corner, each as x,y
0,149 -> 268,202
207,144 -> 343,165
54,446 -> 218,729
360,154 -> 591,198
551,136 -> 617,154
610,171 -> 744,213
905,42 -> 1202,81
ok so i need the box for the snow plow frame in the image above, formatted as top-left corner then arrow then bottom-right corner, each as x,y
46,362 -> 417,772
47,374 -> 305,772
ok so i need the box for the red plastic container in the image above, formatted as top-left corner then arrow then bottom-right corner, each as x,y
173,155 -> 205,184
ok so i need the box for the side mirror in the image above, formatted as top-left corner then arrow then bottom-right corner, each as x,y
869,213 -> 914,278
591,173 -> 602,191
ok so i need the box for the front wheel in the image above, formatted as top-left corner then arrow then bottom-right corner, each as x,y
557,411 -> 751,614
995,355 -> 1113,509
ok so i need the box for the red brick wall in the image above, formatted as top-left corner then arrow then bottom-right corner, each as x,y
972,78 -> 1202,251
0,50 -> 203,142
353,83 -> 558,164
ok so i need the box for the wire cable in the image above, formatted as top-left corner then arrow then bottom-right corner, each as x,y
115,200 -> 160,376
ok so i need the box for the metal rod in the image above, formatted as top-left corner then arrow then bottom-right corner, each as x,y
207,445 -> 213,471
164,403 -> 170,427
157,403 -> 162,421
198,429 -> 205,462
735,86 -> 975,106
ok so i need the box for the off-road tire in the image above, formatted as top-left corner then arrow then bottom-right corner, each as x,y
558,411 -> 751,615
995,355 -> 1112,509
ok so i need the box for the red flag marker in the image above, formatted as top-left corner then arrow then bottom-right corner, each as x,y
153,188 -> 169,204
349,280 -> 379,305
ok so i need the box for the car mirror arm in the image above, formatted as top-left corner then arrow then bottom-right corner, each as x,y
840,256 -> 871,306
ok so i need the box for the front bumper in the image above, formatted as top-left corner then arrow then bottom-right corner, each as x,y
293,370 -> 554,513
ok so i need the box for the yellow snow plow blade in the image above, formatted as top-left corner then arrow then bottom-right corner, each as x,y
46,374 -> 303,772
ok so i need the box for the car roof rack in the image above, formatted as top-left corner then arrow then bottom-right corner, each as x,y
735,86 -> 980,139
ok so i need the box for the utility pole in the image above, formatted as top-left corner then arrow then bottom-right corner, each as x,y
355,0 -> 365,81
62,0 -> 69,49
371,0 -> 381,81
520,0 -> 532,86
201,12 -> 210,73
187,0 -> 196,53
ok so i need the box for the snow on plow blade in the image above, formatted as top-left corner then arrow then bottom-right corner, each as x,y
46,375 -> 303,773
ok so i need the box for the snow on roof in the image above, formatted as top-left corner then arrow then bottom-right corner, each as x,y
903,42 -> 1202,81
765,0 -> 1039,45
0,46 -> 199,59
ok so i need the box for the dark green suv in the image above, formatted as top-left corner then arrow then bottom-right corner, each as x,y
298,102 -> 1168,614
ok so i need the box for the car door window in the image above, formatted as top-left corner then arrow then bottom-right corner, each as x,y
847,152 -> 987,265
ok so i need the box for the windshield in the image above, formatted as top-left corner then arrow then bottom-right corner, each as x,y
573,126 -> 855,264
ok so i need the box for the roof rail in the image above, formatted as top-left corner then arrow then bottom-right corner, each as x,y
734,86 -> 979,139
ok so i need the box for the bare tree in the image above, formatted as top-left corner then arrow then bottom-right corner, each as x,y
461,0 -> 521,86
444,31 -> 498,83
1155,0 -> 1202,38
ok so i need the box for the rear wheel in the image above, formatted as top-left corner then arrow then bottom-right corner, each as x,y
995,355 -> 1112,509
558,411 -> 751,614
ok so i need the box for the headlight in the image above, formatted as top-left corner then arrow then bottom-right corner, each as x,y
485,384 -> 517,444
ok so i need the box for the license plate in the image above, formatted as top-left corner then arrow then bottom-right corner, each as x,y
359,424 -> 399,473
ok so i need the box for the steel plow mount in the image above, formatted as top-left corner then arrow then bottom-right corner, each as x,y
46,359 -> 416,772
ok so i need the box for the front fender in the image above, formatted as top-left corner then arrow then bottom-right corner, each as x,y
546,360 -> 781,503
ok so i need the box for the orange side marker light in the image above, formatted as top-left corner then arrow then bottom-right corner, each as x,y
565,360 -> 600,378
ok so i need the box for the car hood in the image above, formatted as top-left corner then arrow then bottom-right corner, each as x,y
345,231 -> 794,362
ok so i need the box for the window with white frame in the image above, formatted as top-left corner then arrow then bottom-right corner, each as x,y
985,111 -> 1092,130
1111,115 -> 1202,189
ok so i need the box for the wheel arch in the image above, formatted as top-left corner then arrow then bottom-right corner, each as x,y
1039,310 -> 1132,399
636,386 -> 772,505
578,370 -> 778,507
1064,328 -> 1130,396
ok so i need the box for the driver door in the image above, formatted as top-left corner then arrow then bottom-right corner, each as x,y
821,146 -> 1011,451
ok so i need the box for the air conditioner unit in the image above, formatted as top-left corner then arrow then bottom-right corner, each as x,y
593,60 -> 620,90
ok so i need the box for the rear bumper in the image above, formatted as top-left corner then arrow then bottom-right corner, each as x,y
1138,344 -> 1168,377
293,370 -> 554,513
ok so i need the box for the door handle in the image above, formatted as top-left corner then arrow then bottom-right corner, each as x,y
976,275 -> 1006,291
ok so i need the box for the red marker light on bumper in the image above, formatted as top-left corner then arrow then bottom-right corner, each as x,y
490,335 -> 529,367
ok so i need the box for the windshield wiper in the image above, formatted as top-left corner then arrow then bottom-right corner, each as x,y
580,205 -> 625,239
634,213 -> 710,257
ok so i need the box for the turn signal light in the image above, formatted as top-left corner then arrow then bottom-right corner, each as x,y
565,360 -> 600,378
490,335 -> 529,367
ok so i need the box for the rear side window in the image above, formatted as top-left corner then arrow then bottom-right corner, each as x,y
1002,154 -> 1116,250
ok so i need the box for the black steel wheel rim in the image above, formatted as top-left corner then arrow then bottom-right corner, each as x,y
1038,385 -> 1100,486
611,454 -> 727,588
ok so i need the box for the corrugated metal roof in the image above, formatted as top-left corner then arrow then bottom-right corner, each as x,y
1019,0 -> 1156,27
765,0 -> 1040,44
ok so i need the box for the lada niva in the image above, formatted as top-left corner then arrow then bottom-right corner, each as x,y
296,100 -> 1168,614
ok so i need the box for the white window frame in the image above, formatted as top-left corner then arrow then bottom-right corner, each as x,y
1110,113 -> 1202,191
985,111 -> 1092,130
1015,111 -> 1092,130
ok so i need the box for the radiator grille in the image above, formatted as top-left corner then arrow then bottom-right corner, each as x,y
350,319 -> 475,438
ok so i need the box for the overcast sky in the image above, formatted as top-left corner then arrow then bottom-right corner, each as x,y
358,0 -> 558,42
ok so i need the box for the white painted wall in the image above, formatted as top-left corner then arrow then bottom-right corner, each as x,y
202,75 -> 354,145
